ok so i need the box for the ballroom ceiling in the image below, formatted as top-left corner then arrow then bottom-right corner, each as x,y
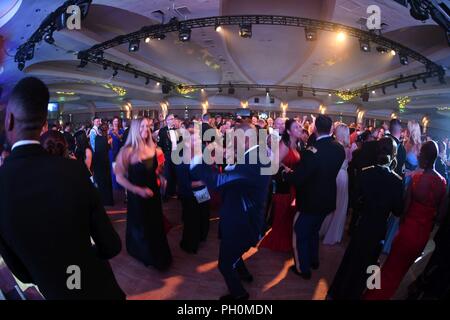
0,0 -> 449,129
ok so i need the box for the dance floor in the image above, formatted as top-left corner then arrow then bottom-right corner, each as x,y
107,193 -> 347,300
0,191 -> 429,300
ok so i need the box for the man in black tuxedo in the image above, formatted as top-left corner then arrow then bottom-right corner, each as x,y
386,119 -> 406,177
191,122 -> 271,300
158,113 -> 178,200
283,114 -> 345,279
0,77 -> 125,300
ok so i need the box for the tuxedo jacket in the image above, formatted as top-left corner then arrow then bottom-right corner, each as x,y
0,144 -> 125,300
191,147 -> 271,248
157,126 -> 174,155
285,136 -> 345,215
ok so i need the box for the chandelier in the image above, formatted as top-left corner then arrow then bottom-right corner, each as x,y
103,84 -> 127,96
176,85 -> 197,95
397,96 -> 411,113
336,90 -> 357,101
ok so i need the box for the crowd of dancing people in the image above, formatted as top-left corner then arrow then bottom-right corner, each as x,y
1,77 -> 449,300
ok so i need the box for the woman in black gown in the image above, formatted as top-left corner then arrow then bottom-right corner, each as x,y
115,117 -> 172,270
327,137 -> 404,300
92,123 -> 114,206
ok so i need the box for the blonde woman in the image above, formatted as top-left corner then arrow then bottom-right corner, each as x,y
320,123 -> 351,245
405,121 -> 422,172
115,117 -> 172,270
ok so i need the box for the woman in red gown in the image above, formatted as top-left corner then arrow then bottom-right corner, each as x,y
260,119 -> 301,252
364,141 -> 447,300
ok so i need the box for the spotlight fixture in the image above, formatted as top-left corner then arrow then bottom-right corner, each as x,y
328,93 -> 332,97
265,88 -> 270,94
215,24 -> 222,32
228,87 -> 235,95
376,46 -> 388,54
399,53 -> 409,65
218,87 -> 223,93
270,96 -> 275,104
297,89 -> 303,97
44,31 -> 55,44
372,90 -> 376,94
390,50 -> 396,56
312,89 -> 316,97
239,23 -> 252,38
382,87 -> 386,95
145,78 -> 150,85
179,27 -> 191,42
304,27 -> 317,41
412,81 -> 417,89
145,37 -> 151,43
18,60 -> 25,71
422,77 -> 427,84
254,97 -> 259,103
394,82 -> 398,89
112,68 -> 118,77
128,39 -> 140,52
134,73 -> 138,79
103,64 -> 108,70
78,59 -> 88,68
359,38 -> 371,52
151,33 -> 166,41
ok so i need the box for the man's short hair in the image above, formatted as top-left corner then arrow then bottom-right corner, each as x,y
315,114 -> 333,136
202,113 -> 210,121
8,77 -> 49,132
92,116 -> 100,122
389,119 -> 401,133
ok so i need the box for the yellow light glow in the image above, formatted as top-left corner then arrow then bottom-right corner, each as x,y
357,110 -> 365,123
281,102 -> 288,118
160,101 -> 169,118
319,104 -> 326,115
391,113 -> 397,119
336,31 -> 346,42
390,50 -> 396,56
202,101 -> 209,115
241,100 -> 248,108
56,91 -> 75,95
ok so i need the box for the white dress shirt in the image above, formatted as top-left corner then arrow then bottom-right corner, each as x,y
11,140 -> 40,151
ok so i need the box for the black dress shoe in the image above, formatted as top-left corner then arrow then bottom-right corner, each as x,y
311,262 -> 320,270
289,266 -> 311,279
219,293 -> 250,301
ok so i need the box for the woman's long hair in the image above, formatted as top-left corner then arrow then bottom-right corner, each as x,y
334,123 -> 350,147
74,130 -> 90,161
407,121 -> 422,153
123,117 -> 155,151
281,119 -> 297,147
